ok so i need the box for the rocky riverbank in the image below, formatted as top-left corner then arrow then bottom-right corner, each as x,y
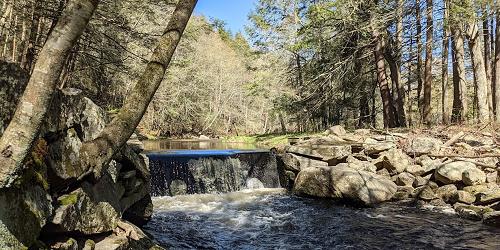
277,125 -> 500,227
0,62 -> 160,249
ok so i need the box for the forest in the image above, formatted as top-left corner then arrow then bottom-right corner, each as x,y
1,0 -> 498,138
0,0 -> 499,249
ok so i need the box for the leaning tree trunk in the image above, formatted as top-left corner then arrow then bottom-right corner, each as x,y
468,20 -> 491,123
0,0 -> 99,188
79,0 -> 198,179
422,0 -> 433,124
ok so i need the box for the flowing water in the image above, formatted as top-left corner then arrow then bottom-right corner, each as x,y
143,142 -> 500,249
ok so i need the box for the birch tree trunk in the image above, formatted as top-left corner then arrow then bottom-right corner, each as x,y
79,0 -> 198,179
0,0 -> 99,188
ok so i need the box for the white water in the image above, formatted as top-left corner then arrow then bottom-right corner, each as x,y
145,189 -> 500,249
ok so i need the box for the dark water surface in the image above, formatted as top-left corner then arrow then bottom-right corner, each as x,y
144,139 -> 258,151
144,189 -> 500,250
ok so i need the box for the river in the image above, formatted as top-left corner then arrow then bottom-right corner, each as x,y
143,140 -> 500,249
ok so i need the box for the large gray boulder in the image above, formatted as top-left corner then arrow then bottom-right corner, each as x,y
462,168 -> 487,186
294,166 -> 397,206
0,182 -> 52,249
278,153 -> 327,173
363,138 -> 395,155
405,136 -> 443,156
373,148 -> 412,175
44,89 -> 107,184
50,177 -> 122,235
286,144 -> 351,164
435,161 -> 477,185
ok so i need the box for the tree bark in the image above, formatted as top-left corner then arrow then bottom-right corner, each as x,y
494,6 -> 500,121
442,0 -> 450,124
468,19 -> 491,122
373,31 -> 397,128
79,0 -> 198,179
483,8 -> 494,119
451,25 -> 467,122
422,0 -> 433,124
416,0 -> 423,117
0,0 -> 99,188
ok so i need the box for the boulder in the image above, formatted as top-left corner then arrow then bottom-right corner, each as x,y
416,155 -> 442,175
453,190 -> 476,204
486,171 -> 498,184
455,206 -> 483,221
435,161 -> 476,185
285,144 -> 351,164
395,172 -> 415,187
476,190 -> 500,205
414,186 -> 436,201
363,138 -> 395,155
405,136 -> 443,156
50,172 -> 123,235
435,184 -> 458,203
462,168 -> 486,186
345,156 -> 377,173
413,176 -> 428,188
377,168 -> 391,178
405,165 -> 425,176
94,220 -> 163,250
393,186 -> 414,201
294,166 -> 397,206
326,125 -> 346,137
463,185 -> 491,196
373,149 -> 412,175
0,183 -> 53,249
278,153 -> 327,173
483,211 -> 500,226
43,90 -> 106,183
123,195 -> 153,226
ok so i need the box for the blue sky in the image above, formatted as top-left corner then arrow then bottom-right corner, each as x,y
194,0 -> 257,34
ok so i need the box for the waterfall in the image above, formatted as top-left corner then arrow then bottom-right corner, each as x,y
147,150 -> 281,197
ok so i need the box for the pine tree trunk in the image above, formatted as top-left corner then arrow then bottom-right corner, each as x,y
373,31 -> 397,128
422,0 -> 433,124
0,0 -> 99,188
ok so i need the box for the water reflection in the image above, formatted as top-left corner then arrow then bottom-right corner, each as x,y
144,139 -> 258,151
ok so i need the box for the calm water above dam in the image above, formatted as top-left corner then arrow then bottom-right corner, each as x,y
143,141 -> 500,249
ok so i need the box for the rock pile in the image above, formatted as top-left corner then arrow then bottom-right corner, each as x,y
277,125 -> 500,227
0,88 -> 158,249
